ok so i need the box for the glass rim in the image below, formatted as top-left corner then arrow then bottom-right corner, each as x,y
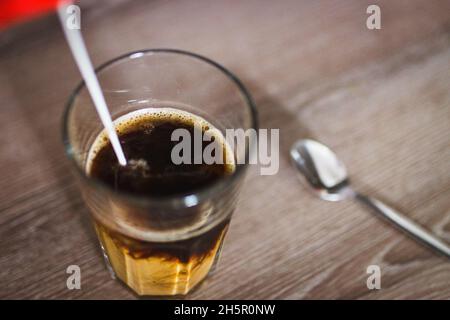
62,48 -> 258,208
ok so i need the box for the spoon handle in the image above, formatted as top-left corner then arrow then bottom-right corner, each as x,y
356,194 -> 450,258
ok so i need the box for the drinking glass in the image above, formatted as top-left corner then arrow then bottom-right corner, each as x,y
63,49 -> 257,296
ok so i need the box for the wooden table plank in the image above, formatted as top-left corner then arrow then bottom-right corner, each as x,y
0,0 -> 449,299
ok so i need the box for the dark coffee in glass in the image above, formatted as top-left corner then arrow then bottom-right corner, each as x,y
87,108 -> 235,295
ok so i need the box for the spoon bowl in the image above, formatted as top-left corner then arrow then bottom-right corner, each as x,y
290,139 -> 354,201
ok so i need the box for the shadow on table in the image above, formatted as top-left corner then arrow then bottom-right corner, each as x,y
238,78 -> 314,162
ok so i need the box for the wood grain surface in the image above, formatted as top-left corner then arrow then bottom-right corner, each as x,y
0,0 -> 449,299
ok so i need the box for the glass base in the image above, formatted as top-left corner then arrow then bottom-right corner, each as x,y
95,222 -> 228,296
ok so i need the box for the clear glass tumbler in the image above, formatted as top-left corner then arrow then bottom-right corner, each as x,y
63,49 -> 257,296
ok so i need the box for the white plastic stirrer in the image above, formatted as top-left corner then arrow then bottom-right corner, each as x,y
57,3 -> 127,166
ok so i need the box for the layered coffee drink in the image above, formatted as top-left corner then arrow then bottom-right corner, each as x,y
85,108 -> 235,296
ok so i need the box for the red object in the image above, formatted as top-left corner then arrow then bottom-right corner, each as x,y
0,0 -> 61,29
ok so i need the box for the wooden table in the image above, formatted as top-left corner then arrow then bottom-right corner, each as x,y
1,0 -> 449,299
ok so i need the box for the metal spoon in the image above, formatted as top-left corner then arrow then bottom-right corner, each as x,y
290,139 -> 450,258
